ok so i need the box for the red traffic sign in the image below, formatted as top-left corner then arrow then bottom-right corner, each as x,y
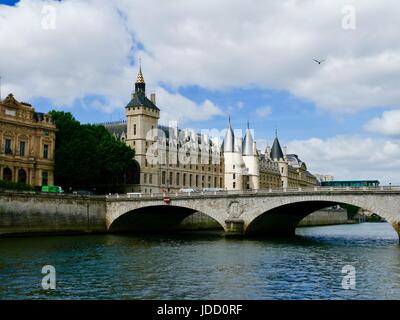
163,197 -> 171,204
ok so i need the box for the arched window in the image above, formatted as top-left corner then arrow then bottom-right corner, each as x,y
3,168 -> 12,181
126,160 -> 140,185
18,169 -> 27,184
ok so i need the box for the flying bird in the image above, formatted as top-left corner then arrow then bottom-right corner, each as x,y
313,59 -> 325,65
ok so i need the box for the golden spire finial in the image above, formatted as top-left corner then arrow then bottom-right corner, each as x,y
136,57 -> 145,84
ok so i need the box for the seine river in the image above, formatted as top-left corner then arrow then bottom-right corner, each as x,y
1,222 -> 400,300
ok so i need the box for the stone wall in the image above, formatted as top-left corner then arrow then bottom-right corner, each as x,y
179,211 -> 223,230
297,208 -> 350,227
0,192 -> 107,236
179,209 -> 351,230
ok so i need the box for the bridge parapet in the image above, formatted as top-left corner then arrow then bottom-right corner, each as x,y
105,186 -> 400,202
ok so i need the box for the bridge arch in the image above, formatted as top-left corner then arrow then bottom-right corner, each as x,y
107,202 -> 225,233
242,194 -> 400,237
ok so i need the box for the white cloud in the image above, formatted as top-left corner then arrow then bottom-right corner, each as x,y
255,106 -> 272,118
286,136 -> 400,184
237,101 -> 244,109
121,0 -> 400,113
2,0 -> 400,118
0,0 -> 133,105
364,110 -> 400,136
156,88 -> 224,124
0,0 -> 222,124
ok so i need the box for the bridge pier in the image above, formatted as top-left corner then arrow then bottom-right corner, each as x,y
224,219 -> 244,237
391,222 -> 400,243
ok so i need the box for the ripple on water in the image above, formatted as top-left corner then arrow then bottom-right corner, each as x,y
0,223 -> 400,299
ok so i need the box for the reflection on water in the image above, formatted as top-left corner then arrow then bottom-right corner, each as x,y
0,223 -> 399,300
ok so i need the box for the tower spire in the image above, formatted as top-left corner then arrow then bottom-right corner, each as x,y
136,58 -> 145,84
135,58 -> 146,94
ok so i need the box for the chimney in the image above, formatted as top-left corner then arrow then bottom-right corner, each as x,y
266,145 -> 271,158
150,93 -> 156,104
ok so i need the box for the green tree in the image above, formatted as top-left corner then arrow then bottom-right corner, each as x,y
49,111 -> 136,194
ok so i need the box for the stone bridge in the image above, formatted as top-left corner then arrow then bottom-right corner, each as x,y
106,187 -> 400,237
1,187 -> 399,239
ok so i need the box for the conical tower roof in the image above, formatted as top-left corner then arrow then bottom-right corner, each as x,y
242,122 -> 254,156
270,136 -> 284,160
223,117 -> 235,152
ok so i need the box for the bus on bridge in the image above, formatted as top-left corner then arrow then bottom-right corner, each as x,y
320,180 -> 380,188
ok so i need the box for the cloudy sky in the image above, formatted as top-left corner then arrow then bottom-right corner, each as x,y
1,0 -> 400,184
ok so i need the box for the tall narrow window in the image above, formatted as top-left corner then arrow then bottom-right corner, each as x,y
162,171 -> 166,185
19,141 -> 25,157
5,139 -> 11,154
134,124 -> 137,135
43,144 -> 49,159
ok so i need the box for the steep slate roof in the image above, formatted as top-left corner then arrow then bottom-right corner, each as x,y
223,120 -> 235,152
125,92 -> 160,111
270,137 -> 284,160
103,121 -> 127,139
242,127 -> 254,156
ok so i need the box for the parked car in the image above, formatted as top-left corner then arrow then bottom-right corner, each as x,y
127,192 -> 142,198
178,188 -> 198,193
72,190 -> 94,196
202,188 -> 224,193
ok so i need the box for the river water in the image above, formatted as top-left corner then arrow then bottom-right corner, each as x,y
0,222 -> 399,300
